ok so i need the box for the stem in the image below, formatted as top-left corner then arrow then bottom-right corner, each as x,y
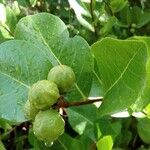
0,126 -> 17,139
67,99 -> 102,107
54,97 -> 103,109
103,0 -> 114,16
90,0 -> 98,38
0,121 -> 29,140
1,25 -> 14,37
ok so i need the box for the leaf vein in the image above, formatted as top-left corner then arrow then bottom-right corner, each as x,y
0,71 -> 30,88
104,47 -> 142,96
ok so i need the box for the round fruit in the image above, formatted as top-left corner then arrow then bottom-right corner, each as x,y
29,80 -> 60,110
131,23 -> 137,28
130,28 -> 135,33
33,109 -> 65,144
23,99 -> 39,120
47,65 -> 75,93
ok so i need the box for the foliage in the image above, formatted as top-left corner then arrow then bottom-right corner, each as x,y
0,0 -> 150,149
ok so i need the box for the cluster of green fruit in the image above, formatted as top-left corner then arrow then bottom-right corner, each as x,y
130,23 -> 137,34
24,65 -> 75,144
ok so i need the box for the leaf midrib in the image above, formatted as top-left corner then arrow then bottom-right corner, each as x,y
104,46 -> 142,96
69,108 -> 93,126
0,71 -> 30,88
28,17 -> 86,99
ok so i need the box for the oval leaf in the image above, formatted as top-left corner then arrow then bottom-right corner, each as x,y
15,13 -> 93,100
0,40 -> 52,123
91,38 -> 147,116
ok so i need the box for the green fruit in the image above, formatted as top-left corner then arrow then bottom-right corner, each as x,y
29,80 -> 60,110
47,65 -> 75,93
24,99 -> 39,120
131,23 -> 137,28
130,28 -> 135,33
33,109 -> 65,144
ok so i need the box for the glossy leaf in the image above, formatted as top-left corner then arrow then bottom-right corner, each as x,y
29,130 -> 84,150
67,105 -> 97,137
96,135 -> 113,150
96,119 -> 121,140
5,6 -> 17,33
137,118 -> 150,144
0,40 -> 51,122
92,38 -> 147,116
15,13 -> 93,100
130,37 -> 150,110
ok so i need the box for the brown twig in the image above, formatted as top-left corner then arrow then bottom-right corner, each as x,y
0,121 -> 30,140
0,126 -> 17,139
53,96 -> 103,109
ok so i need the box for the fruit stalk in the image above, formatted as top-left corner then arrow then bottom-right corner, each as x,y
54,96 -> 103,108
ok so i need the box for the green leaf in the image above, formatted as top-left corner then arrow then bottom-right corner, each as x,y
89,59 -> 103,97
67,105 -> 97,137
58,36 -> 94,100
91,38 -> 147,116
131,6 -> 150,28
0,26 -> 13,43
15,13 -> 93,100
0,118 -> 11,131
0,4 -> 15,41
0,0 -> 5,4
29,0 -> 37,7
15,13 -> 69,57
56,133 -> 84,150
96,135 -> 113,150
0,40 -> 52,123
16,0 -> 30,7
115,130 -> 132,147
144,103 -> 150,118
117,6 -> 150,28
118,5 -> 132,25
137,118 -> 150,144
29,130 -> 84,150
78,135 -> 95,150
0,4 -> 17,34
0,141 -> 5,150
89,74 -> 103,97
68,0 -> 94,32
100,16 -> 117,36
112,148 -> 125,150
96,119 -> 121,140
5,6 -> 17,33
129,36 -> 150,110
110,0 -> 128,13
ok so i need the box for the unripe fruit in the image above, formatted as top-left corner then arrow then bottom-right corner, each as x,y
131,23 -> 137,28
33,109 -> 65,144
47,65 -> 75,93
24,99 -> 39,120
130,28 -> 135,33
29,80 -> 60,110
